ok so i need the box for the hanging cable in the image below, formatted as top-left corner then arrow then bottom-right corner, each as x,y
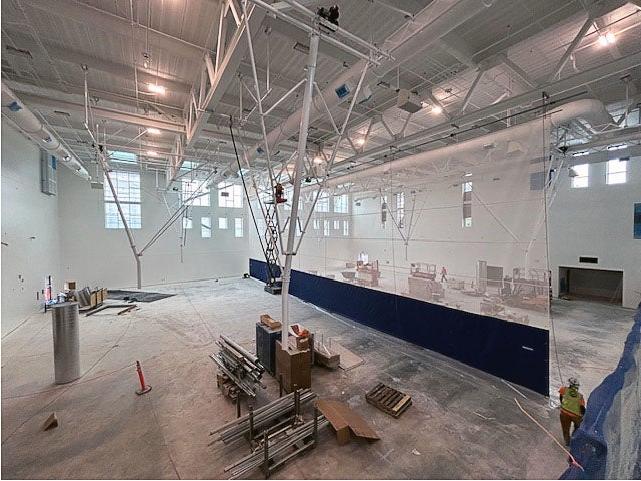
228,116 -> 276,282
541,92 -> 565,389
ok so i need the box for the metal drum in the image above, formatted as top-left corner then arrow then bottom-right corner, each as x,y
51,302 -> 81,384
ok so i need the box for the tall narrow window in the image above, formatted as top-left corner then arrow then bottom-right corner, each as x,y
462,181 -> 472,227
234,217 -> 244,237
219,217 -> 228,229
571,164 -> 589,188
396,192 -> 405,228
333,194 -> 348,213
313,219 -> 320,230
316,191 -> 329,212
342,220 -> 349,236
218,182 -> 243,208
201,217 -> 211,238
606,158 -> 627,185
104,171 -> 141,229
182,217 -> 192,229
182,179 -> 210,206
323,219 -> 330,236
333,219 -> 340,230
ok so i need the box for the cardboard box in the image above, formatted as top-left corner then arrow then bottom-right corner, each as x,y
275,340 -> 311,393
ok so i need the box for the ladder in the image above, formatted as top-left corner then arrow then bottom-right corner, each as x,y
263,203 -> 282,294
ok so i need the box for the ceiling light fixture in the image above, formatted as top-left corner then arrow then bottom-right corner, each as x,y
355,138 -> 365,146
146,128 -> 161,135
146,150 -> 158,156
431,105 -> 443,114
147,83 -> 166,95
607,143 -> 627,151
572,151 -> 589,157
598,31 -> 616,46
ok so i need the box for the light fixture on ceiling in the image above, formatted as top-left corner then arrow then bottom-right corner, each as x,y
464,172 -> 472,177
147,83 -> 166,95
572,150 -> 589,157
146,128 -> 161,135
146,150 -> 159,156
355,138 -> 365,146
431,105 -> 443,114
598,31 -> 616,47
607,143 -> 627,151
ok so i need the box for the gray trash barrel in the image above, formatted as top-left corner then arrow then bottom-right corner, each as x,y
51,302 -> 81,384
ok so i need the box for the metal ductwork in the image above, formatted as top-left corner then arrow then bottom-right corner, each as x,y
1,83 -> 90,180
223,0 -> 492,178
318,99 -> 613,188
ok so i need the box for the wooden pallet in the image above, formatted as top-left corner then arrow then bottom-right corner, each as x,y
365,383 -> 412,418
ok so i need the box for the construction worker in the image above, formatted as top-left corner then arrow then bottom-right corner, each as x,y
440,266 -> 448,283
559,377 -> 586,446
274,183 -> 286,204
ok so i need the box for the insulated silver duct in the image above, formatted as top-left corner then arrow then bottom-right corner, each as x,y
1,83 -> 91,180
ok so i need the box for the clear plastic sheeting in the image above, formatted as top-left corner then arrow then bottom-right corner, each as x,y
252,117 -> 552,330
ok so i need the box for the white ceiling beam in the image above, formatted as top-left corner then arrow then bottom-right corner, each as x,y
18,92 -> 185,133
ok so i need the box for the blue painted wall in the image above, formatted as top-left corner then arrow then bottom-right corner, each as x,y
250,258 -> 549,395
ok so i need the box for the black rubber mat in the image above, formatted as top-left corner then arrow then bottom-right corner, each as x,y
107,290 -> 175,303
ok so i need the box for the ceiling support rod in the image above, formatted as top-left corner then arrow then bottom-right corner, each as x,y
460,68 -> 485,114
549,14 -> 594,82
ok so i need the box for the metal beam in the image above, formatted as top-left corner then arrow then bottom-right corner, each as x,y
460,68 -> 485,113
338,49 -> 641,165
549,14 -> 594,81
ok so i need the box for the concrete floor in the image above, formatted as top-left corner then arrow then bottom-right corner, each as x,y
1,277 -> 634,479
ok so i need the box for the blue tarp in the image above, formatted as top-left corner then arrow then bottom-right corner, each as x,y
250,258 -> 549,395
560,308 -> 641,479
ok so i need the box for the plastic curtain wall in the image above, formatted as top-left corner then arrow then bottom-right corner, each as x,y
250,118 -> 552,332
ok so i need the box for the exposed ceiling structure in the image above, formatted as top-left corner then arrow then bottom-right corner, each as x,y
2,0 -> 641,187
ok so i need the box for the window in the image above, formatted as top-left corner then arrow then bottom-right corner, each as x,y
234,217 -> 244,237
333,220 -> 340,230
109,150 -> 137,164
342,220 -> 349,236
323,219 -> 330,236
634,203 -> 641,239
571,164 -> 589,188
201,217 -> 211,238
333,194 -> 348,213
182,179 -> 210,206
284,186 -> 293,210
462,182 -> 472,227
316,191 -> 329,212
219,217 -> 228,229
104,171 -> 141,229
606,158 -> 627,185
183,217 -> 192,229
396,192 -> 405,228
313,219 -> 320,230
218,182 -> 243,208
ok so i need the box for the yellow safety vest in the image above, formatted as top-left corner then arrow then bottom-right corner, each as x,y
561,388 -> 582,416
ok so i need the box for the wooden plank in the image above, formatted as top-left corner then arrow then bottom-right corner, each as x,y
391,395 -> 411,412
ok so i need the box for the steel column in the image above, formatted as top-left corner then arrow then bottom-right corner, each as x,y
280,32 -> 320,349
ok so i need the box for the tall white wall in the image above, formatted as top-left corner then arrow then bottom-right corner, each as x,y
549,156 -> 641,308
1,122 -> 62,335
57,167 -> 250,288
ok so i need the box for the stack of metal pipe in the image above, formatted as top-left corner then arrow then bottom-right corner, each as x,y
224,411 -> 328,479
210,335 -> 266,397
209,389 -> 317,445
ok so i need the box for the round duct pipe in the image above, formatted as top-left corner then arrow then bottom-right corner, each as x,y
1,83 -> 91,180
316,98 -> 613,189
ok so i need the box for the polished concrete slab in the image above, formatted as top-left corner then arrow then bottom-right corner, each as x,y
1,278 -> 633,479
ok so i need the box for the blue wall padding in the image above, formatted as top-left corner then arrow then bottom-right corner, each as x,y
560,308 -> 641,480
250,258 -> 549,395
